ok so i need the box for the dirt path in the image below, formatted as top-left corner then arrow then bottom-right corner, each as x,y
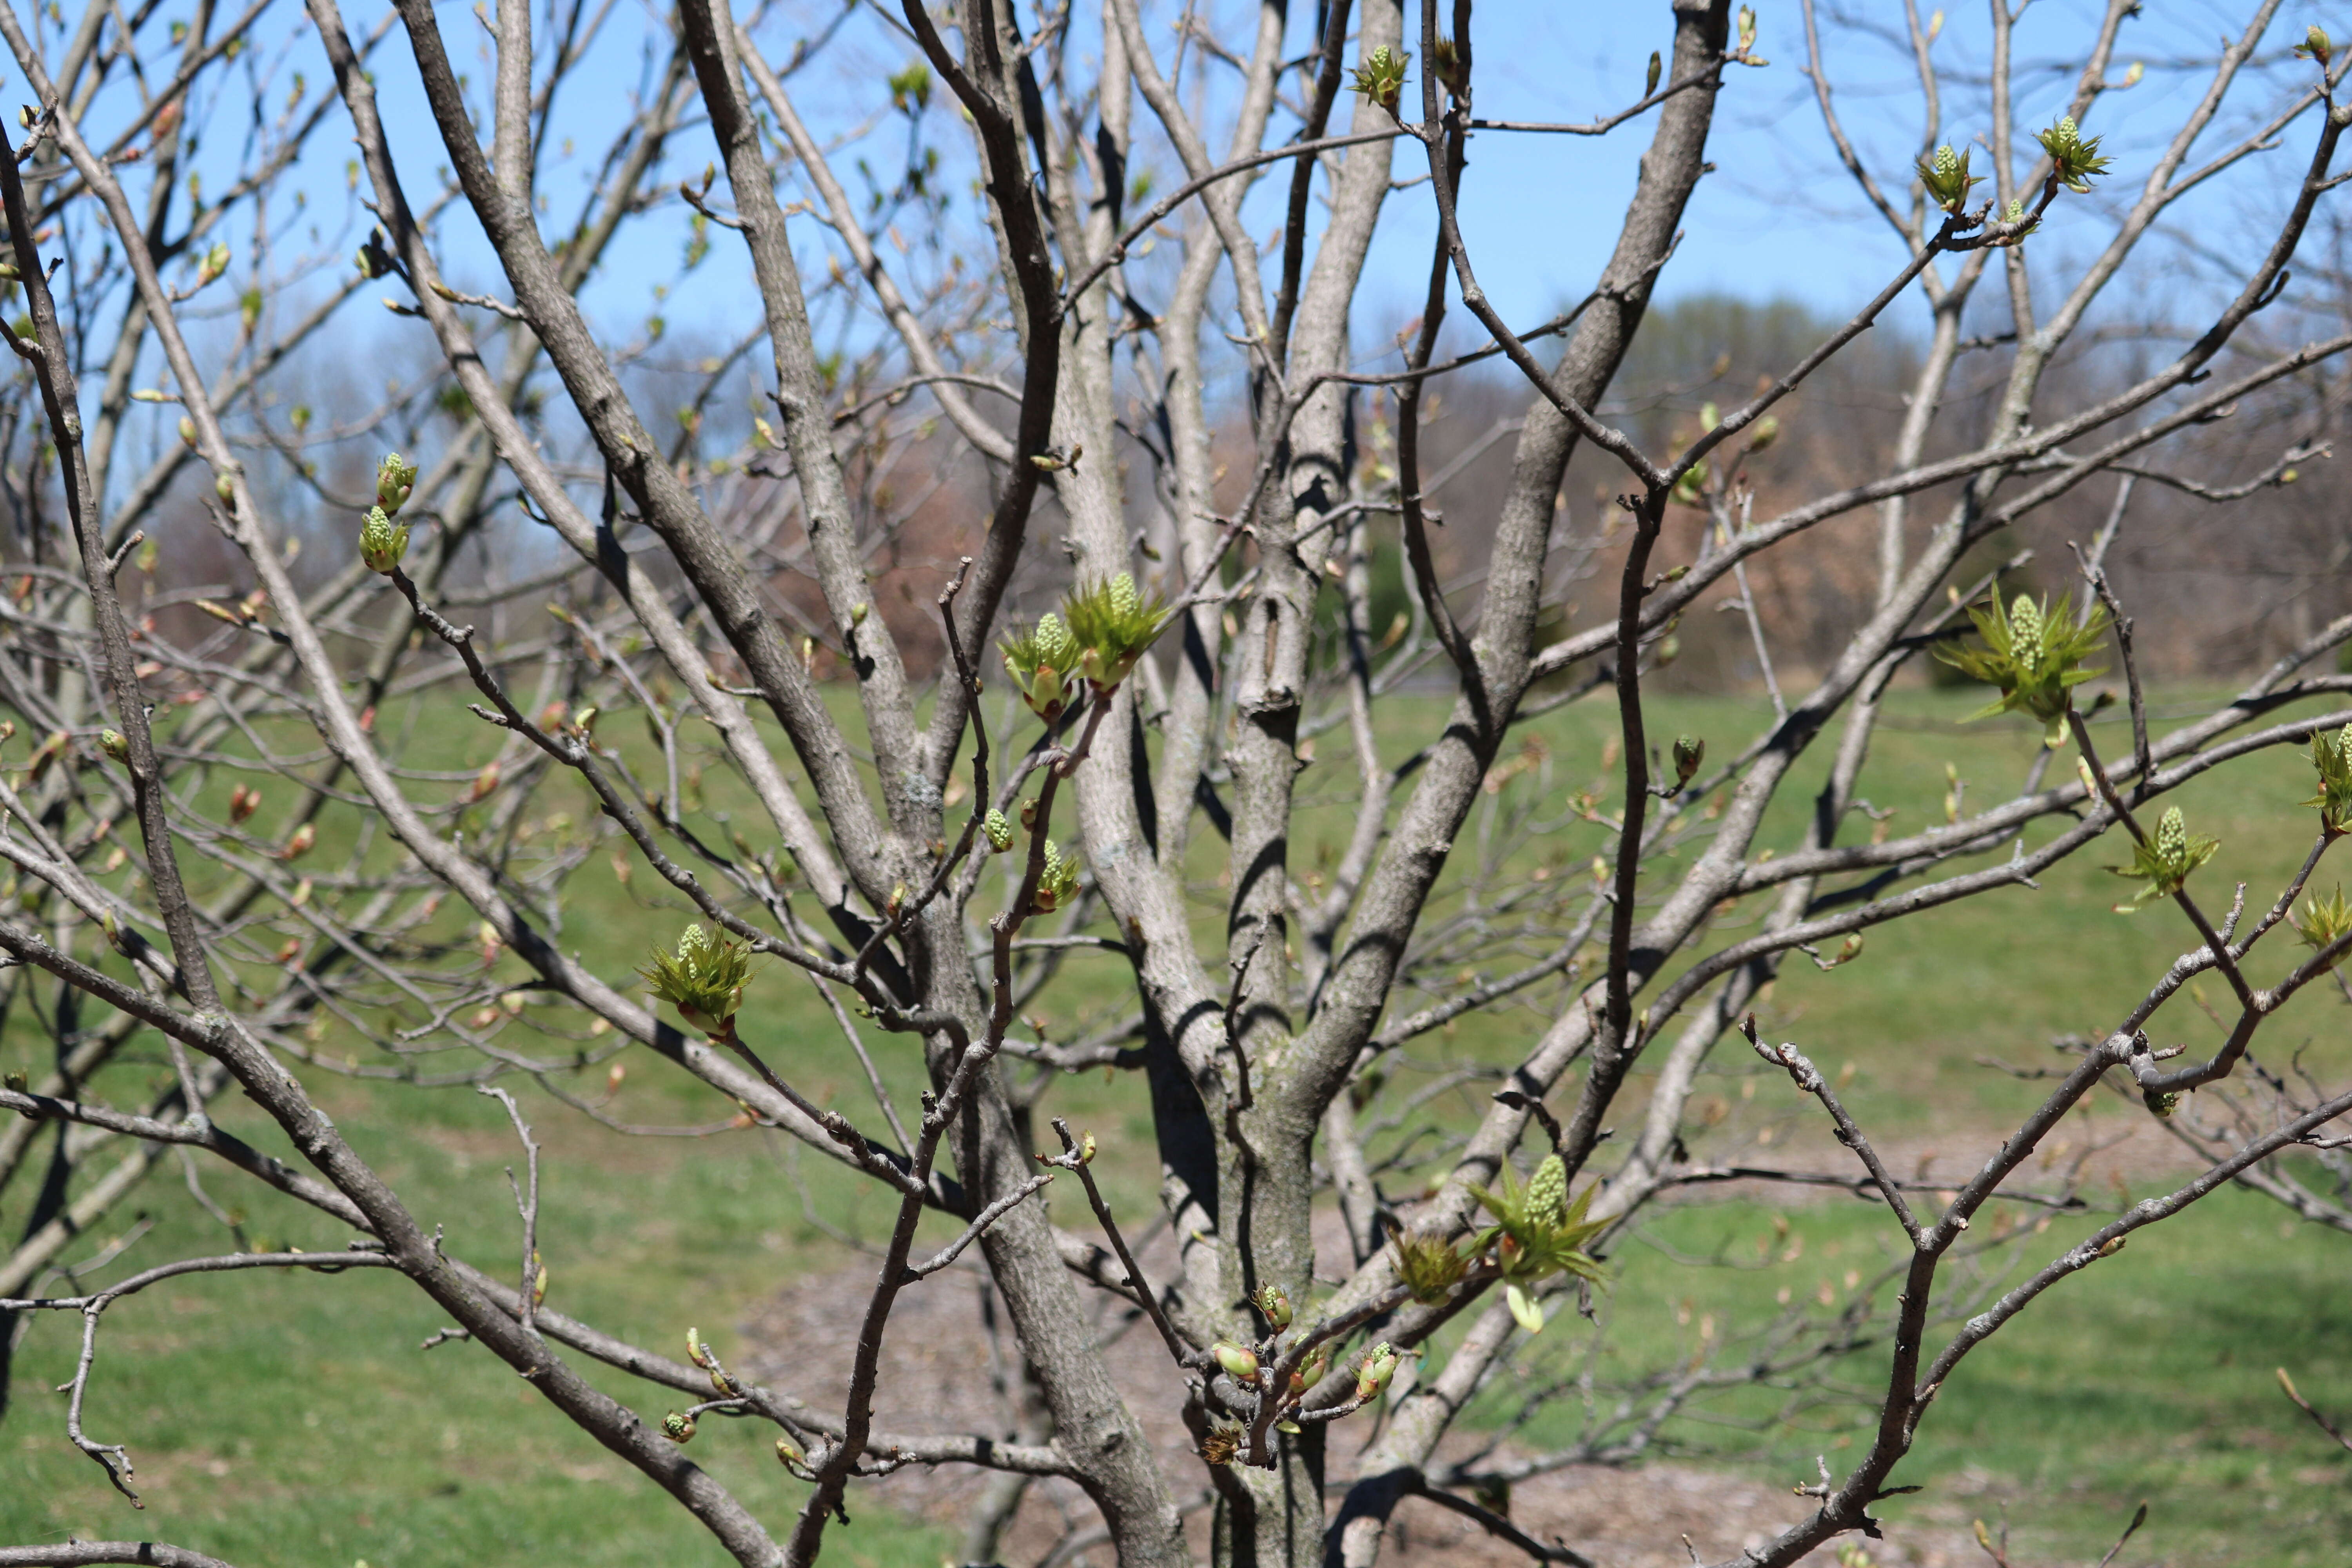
730,1098 -> 2239,1566
738,1229 -> 2024,1567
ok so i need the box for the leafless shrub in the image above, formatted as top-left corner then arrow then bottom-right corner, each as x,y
2,4 -> 2350,1567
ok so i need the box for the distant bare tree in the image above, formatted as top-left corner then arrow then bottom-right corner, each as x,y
2,4 -> 2350,1567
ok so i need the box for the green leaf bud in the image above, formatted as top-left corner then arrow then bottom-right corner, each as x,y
1671,734 -> 1704,788
1212,1340 -> 1260,1381
1389,1229 -> 1471,1306
2292,885 -> 2352,966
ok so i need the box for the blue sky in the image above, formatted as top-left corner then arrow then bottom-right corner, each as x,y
38,0 -> 2352,406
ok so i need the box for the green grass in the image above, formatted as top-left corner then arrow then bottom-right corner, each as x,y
1,1076 -> 956,1568
1503,1187 -> 2352,1567
6,682 -> 2350,1565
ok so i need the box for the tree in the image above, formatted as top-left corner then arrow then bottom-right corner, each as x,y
1,2 -> 2349,1566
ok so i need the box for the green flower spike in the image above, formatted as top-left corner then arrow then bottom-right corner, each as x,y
2293,886 -> 2352,968
2107,805 -> 2219,913
376,451 -> 418,515
1034,840 -> 1082,913
982,808 -> 1014,853
661,1411 -> 696,1443
1525,1152 -> 1568,1227
1917,144 -> 1982,213
1471,1155 -> 1607,1335
2034,115 -> 2114,194
640,922 -> 753,1032
1349,45 -> 1411,113
1000,611 -> 1080,722
359,505 -> 409,575
1935,591 -> 2108,748
1061,571 -> 1171,690
2303,722 -> 2352,838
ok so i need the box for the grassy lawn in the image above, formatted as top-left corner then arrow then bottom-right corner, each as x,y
1500,1186 -> 2352,1567
5,682 -> 2350,1564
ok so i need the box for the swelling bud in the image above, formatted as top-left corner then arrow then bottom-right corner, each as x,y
1212,1340 -> 1260,1382
1252,1284 -> 1292,1331
359,506 -> 409,574
376,452 -> 419,514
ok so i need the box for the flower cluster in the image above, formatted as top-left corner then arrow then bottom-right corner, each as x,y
359,452 -> 420,575
1917,144 -> 1982,213
1470,1151 -> 1607,1333
1349,45 -> 1410,113
1001,612 -> 1078,722
999,572 -> 1171,722
2034,115 -> 2114,194
1033,840 -> 1082,913
2107,806 -> 2219,912
640,922 -> 753,1032
1935,591 -> 2109,748
1060,571 -> 1169,688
